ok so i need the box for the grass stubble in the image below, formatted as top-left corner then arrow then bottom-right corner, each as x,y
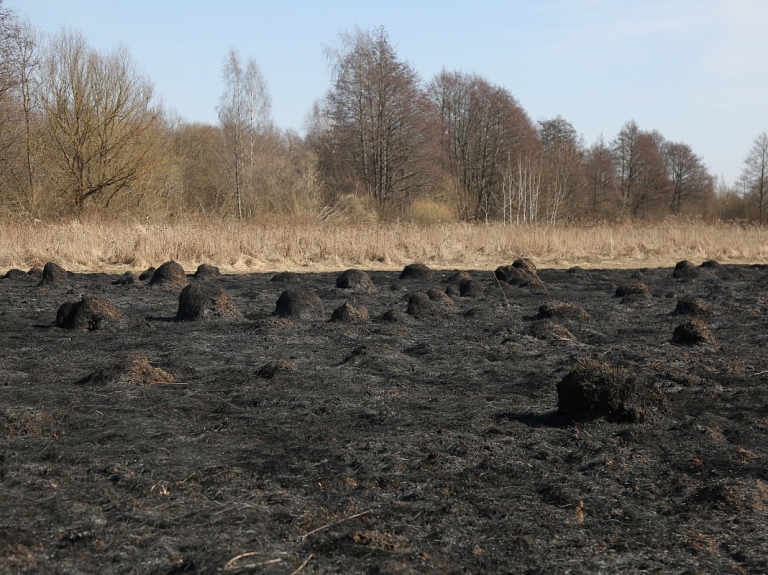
1,219 -> 767,274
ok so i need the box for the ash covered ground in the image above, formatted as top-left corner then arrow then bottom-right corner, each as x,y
1,260 -> 767,574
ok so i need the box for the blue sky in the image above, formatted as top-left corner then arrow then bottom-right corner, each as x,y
8,0 -> 768,184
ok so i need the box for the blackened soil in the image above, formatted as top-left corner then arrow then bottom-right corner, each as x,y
2,264 -> 768,574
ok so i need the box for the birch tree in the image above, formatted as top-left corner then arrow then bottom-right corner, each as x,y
217,48 -> 271,218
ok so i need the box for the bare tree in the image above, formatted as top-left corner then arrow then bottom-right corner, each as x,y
663,141 -> 713,216
217,48 -> 271,218
38,30 -> 161,213
429,70 -> 537,221
739,131 -> 768,223
323,27 -> 432,214
538,116 -> 586,222
583,135 -> 617,219
612,121 -> 670,218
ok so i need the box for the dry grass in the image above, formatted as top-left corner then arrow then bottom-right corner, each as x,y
1,219 -> 767,274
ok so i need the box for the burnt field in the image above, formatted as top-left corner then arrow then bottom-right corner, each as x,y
1,260 -> 768,574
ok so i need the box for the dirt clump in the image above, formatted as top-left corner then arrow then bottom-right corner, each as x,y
112,271 -> 136,286
406,292 -> 435,319
4,268 -> 31,281
700,260 -> 722,269
193,264 -> 220,279
672,295 -> 710,316
530,321 -> 576,341
513,257 -> 537,274
38,262 -> 69,287
79,352 -> 175,386
56,296 -> 124,331
329,302 -> 370,323
273,289 -> 324,320
614,282 -> 651,303
673,260 -> 717,280
138,266 -> 156,281
495,265 -> 531,285
336,269 -> 376,292
380,308 -> 414,323
672,319 -> 714,345
399,263 -> 433,280
426,287 -> 455,307
557,358 -> 668,422
176,282 -> 242,321
148,261 -> 187,290
459,278 -> 484,298
446,270 -> 472,284
537,301 -> 590,321
257,358 -> 296,379
270,271 -> 302,283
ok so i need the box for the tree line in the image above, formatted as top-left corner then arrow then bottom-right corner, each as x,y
0,8 -> 766,223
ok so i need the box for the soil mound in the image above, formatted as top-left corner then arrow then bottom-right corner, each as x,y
112,271 -> 136,286
176,283 -> 242,321
446,270 -> 472,284
530,321 -> 575,341
4,268 -> 31,281
672,295 -> 709,316
329,302 -> 370,323
521,278 -> 547,291
379,308 -> 414,323
426,288 -> 455,308
557,359 -> 668,422
406,292 -> 434,319
336,269 -> 376,292
273,289 -> 324,320
537,301 -> 590,321
138,267 -> 156,281
79,353 -> 175,386
38,262 -> 69,287
673,260 -> 717,280
700,260 -> 722,269
672,319 -> 714,345
399,263 -> 433,280
193,264 -> 220,279
615,282 -> 650,297
513,257 -> 537,274
459,278 -> 484,298
256,358 -> 296,379
149,261 -> 187,290
56,296 -> 124,331
495,265 -> 530,285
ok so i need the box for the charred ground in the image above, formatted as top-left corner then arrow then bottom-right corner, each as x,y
1,262 -> 767,574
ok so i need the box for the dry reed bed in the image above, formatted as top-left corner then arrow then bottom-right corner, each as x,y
1,220 -> 767,274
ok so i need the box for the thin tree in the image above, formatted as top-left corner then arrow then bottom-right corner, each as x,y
217,48 -> 271,219
663,141 -> 713,216
739,131 -> 768,223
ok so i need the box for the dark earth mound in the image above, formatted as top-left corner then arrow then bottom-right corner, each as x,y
336,269 -> 377,292
176,282 -> 242,322
2,263 -> 768,574
55,296 -> 124,331
148,260 -> 187,290
37,262 -> 69,287
273,288 -> 324,320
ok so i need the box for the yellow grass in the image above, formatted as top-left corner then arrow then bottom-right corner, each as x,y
1,219 -> 767,274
